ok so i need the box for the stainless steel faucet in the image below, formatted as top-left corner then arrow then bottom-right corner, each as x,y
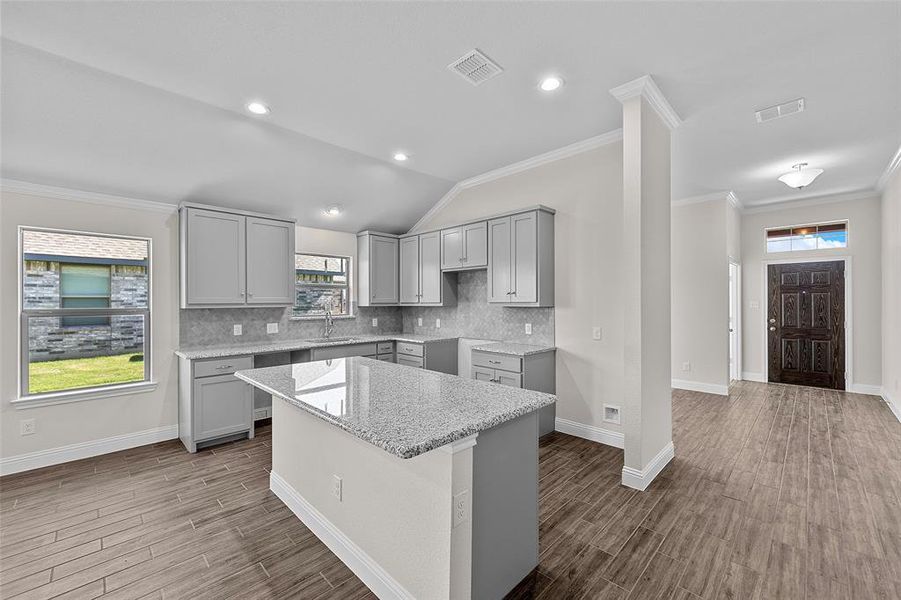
323,306 -> 335,339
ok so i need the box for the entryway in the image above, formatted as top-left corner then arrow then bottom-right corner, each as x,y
766,260 -> 846,390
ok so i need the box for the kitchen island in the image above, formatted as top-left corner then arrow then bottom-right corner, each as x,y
236,357 -> 555,600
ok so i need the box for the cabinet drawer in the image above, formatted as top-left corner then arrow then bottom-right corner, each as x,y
396,355 -> 424,368
396,342 -> 424,358
194,356 -> 253,378
377,354 -> 394,362
377,341 -> 394,354
472,351 -> 522,373
311,343 -> 378,361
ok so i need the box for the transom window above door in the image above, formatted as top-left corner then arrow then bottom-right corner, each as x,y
766,221 -> 847,253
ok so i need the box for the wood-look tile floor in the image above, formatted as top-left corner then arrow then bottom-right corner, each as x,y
2,382 -> 900,599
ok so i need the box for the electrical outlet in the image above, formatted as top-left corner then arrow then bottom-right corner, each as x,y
603,404 -> 621,424
332,475 -> 343,502
682,362 -> 691,372
592,326 -> 602,341
525,323 -> 532,335
371,318 -> 378,327
266,323 -> 278,334
436,318 -> 441,329
417,317 -> 423,327
452,489 -> 470,528
233,324 -> 243,336
20,419 -> 36,436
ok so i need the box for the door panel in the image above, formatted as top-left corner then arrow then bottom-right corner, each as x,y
487,217 -> 511,303
419,232 -> 441,303
462,222 -> 488,268
768,261 -> 845,389
246,217 -> 293,304
440,227 -> 463,270
186,208 -> 246,305
369,236 -> 399,303
510,212 -> 537,303
399,236 -> 420,303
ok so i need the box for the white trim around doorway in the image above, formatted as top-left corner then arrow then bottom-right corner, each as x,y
761,256 -> 852,390
729,260 -> 742,383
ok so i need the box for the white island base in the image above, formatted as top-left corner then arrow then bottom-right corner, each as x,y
268,396 -> 540,600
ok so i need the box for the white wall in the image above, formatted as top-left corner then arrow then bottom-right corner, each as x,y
882,169 -> 901,415
413,143 -> 626,436
671,199 -> 729,392
740,194 -> 882,390
1,190 -> 180,465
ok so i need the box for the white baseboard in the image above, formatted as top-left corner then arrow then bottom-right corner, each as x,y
621,441 -> 675,491
554,417 -> 624,449
848,383 -> 883,396
882,389 -> 901,424
270,472 -> 415,600
671,379 -> 729,396
0,424 -> 178,476
741,371 -> 766,383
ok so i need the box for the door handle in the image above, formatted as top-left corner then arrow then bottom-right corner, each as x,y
769,326 -> 776,331
769,318 -> 776,324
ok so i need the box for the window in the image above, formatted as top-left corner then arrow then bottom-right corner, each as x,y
293,254 -> 350,318
766,221 -> 847,253
20,228 -> 151,397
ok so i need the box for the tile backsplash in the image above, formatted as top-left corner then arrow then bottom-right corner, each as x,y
180,270 -> 553,348
402,270 -> 554,346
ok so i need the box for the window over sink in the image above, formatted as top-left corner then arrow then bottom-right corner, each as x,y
293,254 -> 351,318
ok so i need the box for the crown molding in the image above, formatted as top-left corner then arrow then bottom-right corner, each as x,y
609,75 -> 682,130
1,179 -> 177,214
672,190 -> 743,210
742,188 -> 879,215
876,143 -> 901,191
408,128 -> 623,233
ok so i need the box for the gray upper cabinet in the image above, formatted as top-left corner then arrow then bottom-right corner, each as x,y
440,221 -> 487,270
487,209 -> 554,306
246,217 -> 295,305
182,207 -> 246,306
357,232 -> 399,306
419,232 -> 442,303
400,231 -> 452,305
180,204 -> 295,308
399,235 -> 420,303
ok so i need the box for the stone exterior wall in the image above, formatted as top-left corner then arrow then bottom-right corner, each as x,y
24,261 -> 147,362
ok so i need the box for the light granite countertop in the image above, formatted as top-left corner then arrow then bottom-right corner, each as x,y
235,357 -> 555,459
175,333 -> 458,360
471,342 -> 556,356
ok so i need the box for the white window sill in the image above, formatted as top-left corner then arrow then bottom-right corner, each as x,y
290,314 -> 355,321
12,381 -> 159,409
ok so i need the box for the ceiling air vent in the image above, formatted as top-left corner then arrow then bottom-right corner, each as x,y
755,98 -> 805,123
447,49 -> 503,86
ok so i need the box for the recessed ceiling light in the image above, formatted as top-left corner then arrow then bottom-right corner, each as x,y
324,206 -> 342,216
246,101 -> 270,115
778,163 -> 824,189
393,152 -> 409,162
539,76 -> 564,92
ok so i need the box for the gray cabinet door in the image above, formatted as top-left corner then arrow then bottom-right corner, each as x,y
440,227 -> 463,270
487,217 -> 512,303
370,236 -> 399,304
419,232 -> 441,303
462,221 -> 488,268
399,236 -> 420,303
185,208 -> 246,305
495,371 -> 523,388
193,374 -> 252,441
510,212 -> 538,303
472,366 -> 496,382
246,217 -> 294,305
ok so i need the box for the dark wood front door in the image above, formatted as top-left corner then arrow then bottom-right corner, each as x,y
768,261 -> 845,390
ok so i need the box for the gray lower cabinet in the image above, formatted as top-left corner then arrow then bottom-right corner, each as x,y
396,339 -> 458,374
310,343 -> 377,361
472,349 -> 556,436
179,355 -> 254,453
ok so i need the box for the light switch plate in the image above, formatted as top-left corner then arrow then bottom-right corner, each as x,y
332,475 -> 343,502
266,323 -> 278,334
371,318 -> 378,327
436,318 -> 441,329
233,324 -> 243,336
682,361 -> 691,372
417,317 -> 423,327
525,323 -> 532,335
20,419 -> 36,436
592,326 -> 602,341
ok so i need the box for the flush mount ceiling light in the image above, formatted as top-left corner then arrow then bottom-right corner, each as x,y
393,152 -> 409,162
539,76 -> 564,92
324,206 -> 342,216
246,101 -> 270,115
778,163 -> 824,189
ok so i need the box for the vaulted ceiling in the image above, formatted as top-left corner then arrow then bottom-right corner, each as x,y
2,2 -> 898,232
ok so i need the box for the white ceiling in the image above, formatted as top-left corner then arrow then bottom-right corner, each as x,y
2,2 -> 899,232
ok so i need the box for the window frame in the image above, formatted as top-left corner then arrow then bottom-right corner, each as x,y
16,226 -> 154,405
764,219 -> 849,254
291,252 -> 353,320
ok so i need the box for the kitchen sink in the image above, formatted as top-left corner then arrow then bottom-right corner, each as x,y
305,337 -> 358,344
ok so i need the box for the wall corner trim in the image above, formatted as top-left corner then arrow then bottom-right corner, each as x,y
672,190 -> 742,210
882,389 -> 901,424
621,441 -> 675,491
741,371 -> 766,383
876,143 -> 901,191
407,128 -> 623,233
270,471 -> 416,600
671,379 -> 729,396
1,179 -> 178,214
609,74 -> 682,130
0,425 -> 178,476
554,417 -> 624,449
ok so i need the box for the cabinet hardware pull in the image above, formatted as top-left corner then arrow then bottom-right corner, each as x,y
489,360 -> 501,365
216,365 -> 233,370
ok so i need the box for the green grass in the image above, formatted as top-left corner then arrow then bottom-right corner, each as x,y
29,353 -> 144,394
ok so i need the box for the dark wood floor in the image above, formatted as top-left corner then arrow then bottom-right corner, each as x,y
1,381 -> 900,599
